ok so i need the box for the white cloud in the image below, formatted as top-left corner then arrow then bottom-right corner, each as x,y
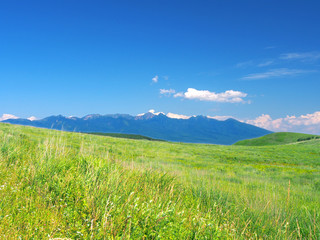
160,89 -> 176,95
207,111 -> 320,134
246,114 -> 279,130
246,111 -> 320,134
0,114 -> 19,121
152,75 -> 159,83
173,92 -> 184,98
174,88 -> 247,103
241,68 -> 311,80
280,52 -> 320,61
167,112 -> 191,119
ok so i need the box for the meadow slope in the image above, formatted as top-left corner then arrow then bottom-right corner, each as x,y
0,123 -> 319,239
234,132 -> 320,146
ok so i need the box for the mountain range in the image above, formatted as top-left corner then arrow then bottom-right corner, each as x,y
1,112 -> 272,145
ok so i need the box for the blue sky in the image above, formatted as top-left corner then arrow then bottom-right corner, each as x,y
1,1 -> 320,133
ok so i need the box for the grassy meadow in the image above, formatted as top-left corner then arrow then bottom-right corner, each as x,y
234,132 -> 320,146
0,123 -> 319,239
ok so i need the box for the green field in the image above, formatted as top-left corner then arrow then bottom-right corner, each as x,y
0,123 -> 319,239
234,132 -> 320,146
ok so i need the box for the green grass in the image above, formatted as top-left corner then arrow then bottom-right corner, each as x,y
0,123 -> 319,239
86,132 -> 164,141
234,132 -> 320,146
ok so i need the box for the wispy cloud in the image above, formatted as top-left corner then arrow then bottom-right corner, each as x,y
173,92 -> 184,98
160,89 -> 176,95
237,60 -> 274,68
152,75 -> 159,83
280,52 -> 320,61
258,60 -> 274,67
265,46 -> 276,49
241,68 -> 312,80
235,61 -> 253,68
174,88 -> 247,103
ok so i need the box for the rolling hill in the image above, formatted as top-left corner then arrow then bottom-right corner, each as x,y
234,132 -> 320,146
0,123 -> 319,239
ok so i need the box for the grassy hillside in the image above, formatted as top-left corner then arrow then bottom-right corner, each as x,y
86,132 -> 164,141
234,132 -> 320,146
0,123 -> 319,239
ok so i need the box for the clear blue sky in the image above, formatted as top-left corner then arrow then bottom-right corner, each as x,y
1,0 -> 319,122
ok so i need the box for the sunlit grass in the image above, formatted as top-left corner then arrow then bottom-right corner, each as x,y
0,123 -> 319,239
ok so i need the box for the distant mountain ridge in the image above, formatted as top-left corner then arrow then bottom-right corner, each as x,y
1,112 -> 272,145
